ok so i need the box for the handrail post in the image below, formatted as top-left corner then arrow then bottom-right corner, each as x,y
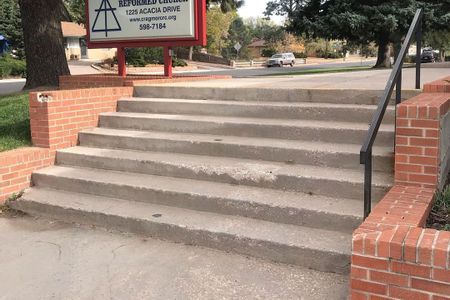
363,151 -> 372,219
396,68 -> 402,105
415,13 -> 422,89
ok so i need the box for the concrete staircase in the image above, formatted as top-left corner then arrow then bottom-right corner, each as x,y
10,87 -> 395,275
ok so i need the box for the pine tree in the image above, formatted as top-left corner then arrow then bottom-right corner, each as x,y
265,0 -> 450,68
0,0 -> 24,57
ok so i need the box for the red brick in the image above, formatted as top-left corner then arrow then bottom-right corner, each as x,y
352,267 -> 369,280
351,279 -> 387,295
351,290 -> 368,300
391,261 -> 431,278
433,268 -> 450,283
411,278 -> 450,295
370,270 -> 409,287
352,255 -> 389,271
389,286 -> 431,300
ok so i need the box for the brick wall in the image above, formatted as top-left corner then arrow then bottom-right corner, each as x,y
29,87 -> 133,149
351,186 -> 450,299
0,86 -> 134,203
351,78 -> 450,298
0,148 -> 54,202
395,93 -> 450,189
59,74 -> 231,89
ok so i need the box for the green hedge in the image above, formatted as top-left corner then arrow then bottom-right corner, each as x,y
293,52 -> 307,59
0,55 -> 26,78
126,48 -> 187,67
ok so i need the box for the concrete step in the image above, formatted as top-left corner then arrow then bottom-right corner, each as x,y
99,112 -> 395,146
52,146 -> 391,201
31,164 -> 363,231
118,97 -> 396,124
11,188 -> 352,274
134,86 -> 420,105
78,128 -> 393,173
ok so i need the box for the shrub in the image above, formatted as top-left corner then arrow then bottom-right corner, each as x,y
293,52 -> 307,59
0,55 -> 26,78
125,47 -> 187,67
405,55 -> 416,63
261,48 -> 277,57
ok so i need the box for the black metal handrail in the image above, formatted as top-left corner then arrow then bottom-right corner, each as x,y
360,9 -> 423,219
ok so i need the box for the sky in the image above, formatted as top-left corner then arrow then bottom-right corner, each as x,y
238,0 -> 285,25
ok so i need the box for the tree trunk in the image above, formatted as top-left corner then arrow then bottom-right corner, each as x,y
374,38 -> 392,68
19,0 -> 70,89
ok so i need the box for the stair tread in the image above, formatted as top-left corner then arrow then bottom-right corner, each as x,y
59,146 -> 392,186
20,187 -> 352,255
82,127 -> 393,156
100,112 -> 395,132
119,97 -> 396,110
35,162 -> 372,219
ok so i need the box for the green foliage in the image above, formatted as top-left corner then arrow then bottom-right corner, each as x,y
0,0 -> 24,58
0,92 -> 31,152
265,0 -> 450,66
64,0 -> 85,24
0,54 -> 26,78
221,17 -> 252,60
207,0 -> 244,13
434,186 -> 450,216
293,52 -> 307,59
429,185 -> 450,231
206,6 -> 237,56
261,48 -> 277,57
125,47 -> 187,67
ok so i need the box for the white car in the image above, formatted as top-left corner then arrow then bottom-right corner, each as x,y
267,53 -> 296,67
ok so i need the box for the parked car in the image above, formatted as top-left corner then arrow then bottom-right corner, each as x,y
267,53 -> 296,67
421,49 -> 436,63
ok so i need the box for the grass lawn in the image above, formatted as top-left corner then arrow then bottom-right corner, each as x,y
262,66 -> 372,76
0,92 -> 31,152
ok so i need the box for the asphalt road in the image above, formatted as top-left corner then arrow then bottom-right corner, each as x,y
189,60 -> 375,77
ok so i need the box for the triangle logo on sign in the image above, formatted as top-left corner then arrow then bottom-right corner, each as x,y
91,0 -> 122,37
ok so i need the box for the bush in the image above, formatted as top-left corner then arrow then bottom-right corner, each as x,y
126,47 -> 164,67
293,52 -> 307,59
445,56 -> 450,62
316,50 -> 343,59
0,55 -> 26,78
405,55 -> 416,63
125,47 -> 187,67
261,48 -> 277,57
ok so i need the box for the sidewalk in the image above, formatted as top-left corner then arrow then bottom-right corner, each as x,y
0,215 -> 348,300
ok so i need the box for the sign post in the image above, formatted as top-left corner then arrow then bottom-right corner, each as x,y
86,0 -> 206,78
117,47 -> 126,78
234,42 -> 241,60
164,47 -> 173,78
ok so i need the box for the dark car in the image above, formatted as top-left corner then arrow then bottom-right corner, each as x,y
421,50 -> 436,63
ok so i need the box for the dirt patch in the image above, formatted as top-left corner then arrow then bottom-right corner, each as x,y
427,186 -> 450,231
0,192 -> 26,218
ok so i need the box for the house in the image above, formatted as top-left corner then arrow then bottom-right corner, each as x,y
61,22 -> 115,61
247,39 -> 266,58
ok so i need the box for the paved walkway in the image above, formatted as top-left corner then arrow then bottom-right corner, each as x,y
0,215 -> 348,300
151,67 -> 450,90
0,61 -> 100,95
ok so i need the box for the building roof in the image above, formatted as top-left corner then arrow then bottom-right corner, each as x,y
248,39 -> 266,48
61,22 -> 86,37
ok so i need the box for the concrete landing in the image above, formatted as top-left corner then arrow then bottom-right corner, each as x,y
142,68 -> 450,90
0,215 -> 348,300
